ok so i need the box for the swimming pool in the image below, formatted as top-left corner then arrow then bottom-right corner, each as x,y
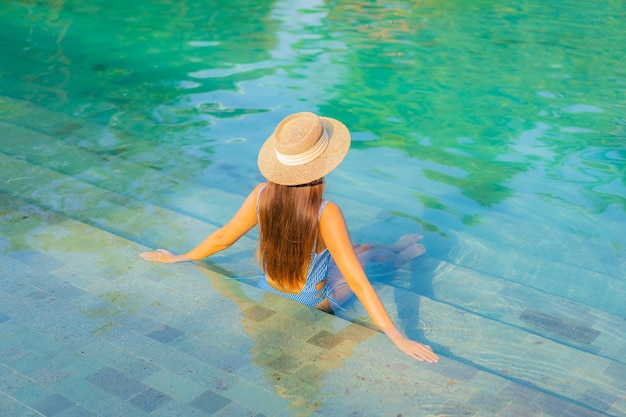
1,0 -> 625,416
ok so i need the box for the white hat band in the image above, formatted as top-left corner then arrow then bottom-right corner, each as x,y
274,126 -> 330,167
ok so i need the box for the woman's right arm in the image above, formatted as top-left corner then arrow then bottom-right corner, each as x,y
140,183 -> 264,263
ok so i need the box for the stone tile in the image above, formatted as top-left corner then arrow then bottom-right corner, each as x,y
47,283 -> 87,303
213,401 -> 264,417
8,250 -> 64,272
169,333 -> 249,373
189,389 -> 232,414
232,363 -> 288,392
84,367 -> 147,400
100,326 -> 156,353
436,400 -> 477,416
433,359 -> 479,383
142,368 -> 207,403
17,308 -> 60,332
0,312 -> 10,324
128,388 -> 171,413
8,353 -> 49,376
51,325 -> 99,351
123,315 -> 163,334
203,347 -> 251,374
306,329 -> 346,350
167,334 -> 205,355
265,353 -> 301,374
39,322 -> 95,351
29,362 -> 72,386
136,341 -> 190,371
150,399 -> 211,417
147,325 -> 185,344
535,394 -> 586,417
52,376 -> 112,412
0,341 -> 31,365
336,322 -> 376,342
117,357 -> 161,381
578,388 -> 616,413
0,365 -> 12,379
499,382 -> 540,403
519,309 -> 601,344
242,305 -> 276,322
3,374 -> 51,406
0,293 -> 24,316
553,404 -> 607,417
55,405 -> 96,417
32,393 -> 75,416
496,402 -> 542,417
466,391 -> 507,414
62,357 -> 105,380
1,285 -> 39,307
603,360 -> 626,382
223,380 -> 287,417
77,339 -> 129,367
166,315 -> 211,335
177,358 -> 240,390
88,398 -> 145,417
0,397 -> 42,417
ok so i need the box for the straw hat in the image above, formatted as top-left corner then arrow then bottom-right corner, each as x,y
258,112 -> 351,186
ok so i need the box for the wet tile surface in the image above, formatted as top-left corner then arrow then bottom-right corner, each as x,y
32,393 -> 75,416
146,325 -> 185,344
520,309 -> 601,344
189,390 -> 232,414
1,172 -> 624,417
85,367 -> 148,400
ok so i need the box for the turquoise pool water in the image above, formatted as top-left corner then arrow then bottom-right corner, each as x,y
1,0 -> 625,416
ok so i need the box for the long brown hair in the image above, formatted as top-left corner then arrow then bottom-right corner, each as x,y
257,179 -> 324,290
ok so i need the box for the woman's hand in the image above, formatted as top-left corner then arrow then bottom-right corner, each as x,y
386,330 -> 439,363
139,249 -> 189,263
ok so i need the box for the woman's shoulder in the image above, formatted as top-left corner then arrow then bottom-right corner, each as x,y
239,183 -> 267,208
249,182 -> 267,196
320,200 -> 344,219
323,198 -> 341,208
318,200 -> 350,245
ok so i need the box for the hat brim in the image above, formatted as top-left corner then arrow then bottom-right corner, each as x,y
258,116 -> 351,186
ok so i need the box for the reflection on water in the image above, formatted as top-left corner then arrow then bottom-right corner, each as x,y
321,0 -> 625,216
3,0 -> 623,223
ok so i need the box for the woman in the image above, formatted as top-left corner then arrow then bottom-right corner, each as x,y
140,112 -> 439,363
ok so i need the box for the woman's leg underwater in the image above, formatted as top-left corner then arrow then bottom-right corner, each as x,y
318,234 -> 426,312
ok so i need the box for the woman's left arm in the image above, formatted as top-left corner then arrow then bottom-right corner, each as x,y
320,202 -> 439,363
140,183 -> 263,263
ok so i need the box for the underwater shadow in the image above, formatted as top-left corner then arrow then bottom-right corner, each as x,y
194,261 -> 378,417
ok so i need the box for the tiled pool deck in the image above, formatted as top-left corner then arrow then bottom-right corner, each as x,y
2,98 -> 626,416
2,195 -> 620,417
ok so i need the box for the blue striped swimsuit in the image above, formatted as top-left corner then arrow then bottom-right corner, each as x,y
256,190 -> 336,308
